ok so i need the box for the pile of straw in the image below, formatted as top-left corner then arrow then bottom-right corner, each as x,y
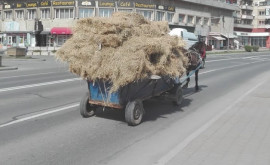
56,12 -> 188,91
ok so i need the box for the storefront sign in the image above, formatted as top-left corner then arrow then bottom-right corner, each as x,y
98,1 -> 115,7
157,5 -> 164,10
26,2 -> 38,8
78,1 -> 95,7
15,3 -> 26,8
39,1 -> 51,7
165,6 -> 175,12
117,1 -> 134,8
52,1 -> 75,6
40,1 -> 51,7
156,5 -> 175,12
4,4 -> 13,9
135,2 -> 155,9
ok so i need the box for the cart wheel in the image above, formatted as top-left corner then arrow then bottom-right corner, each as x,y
80,92 -> 96,118
173,85 -> 183,106
125,100 -> 144,126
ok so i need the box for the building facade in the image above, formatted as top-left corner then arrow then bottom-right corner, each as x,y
234,0 -> 270,48
0,0 -> 238,50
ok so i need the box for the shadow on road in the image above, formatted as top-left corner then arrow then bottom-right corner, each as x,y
94,85 -> 208,124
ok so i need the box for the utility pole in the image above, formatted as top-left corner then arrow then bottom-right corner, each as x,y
223,16 -> 229,51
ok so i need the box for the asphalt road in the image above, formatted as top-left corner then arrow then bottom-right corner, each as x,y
0,52 -> 270,165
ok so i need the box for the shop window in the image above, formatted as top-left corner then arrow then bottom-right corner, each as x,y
79,8 -> 94,18
55,8 -> 74,19
167,12 -> 174,23
27,9 -> 36,20
16,10 -> 24,19
211,17 -> 220,25
196,17 -> 201,25
187,16 -> 193,24
136,10 -> 152,20
5,11 -> 12,19
117,9 -> 132,13
99,8 -> 114,17
156,11 -> 164,21
179,14 -> 185,23
204,18 -> 209,25
41,8 -> 50,19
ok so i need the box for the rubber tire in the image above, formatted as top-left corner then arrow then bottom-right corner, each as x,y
173,85 -> 183,106
80,92 -> 96,118
125,100 -> 144,126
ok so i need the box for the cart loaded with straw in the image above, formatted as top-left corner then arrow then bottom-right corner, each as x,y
56,12 -> 189,126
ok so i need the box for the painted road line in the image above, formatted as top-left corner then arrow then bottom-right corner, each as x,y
0,71 -> 68,80
207,54 -> 270,63
200,59 -> 270,75
0,103 -> 79,128
0,78 -> 81,93
155,79 -> 267,165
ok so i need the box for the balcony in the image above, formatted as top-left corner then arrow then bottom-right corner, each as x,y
234,23 -> 253,29
240,5 -> 253,10
258,24 -> 270,29
241,14 -> 254,20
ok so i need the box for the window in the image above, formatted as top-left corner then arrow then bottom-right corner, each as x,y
5,11 -> 12,19
196,17 -> 201,24
243,19 -> 252,25
259,11 -> 265,15
156,11 -> 164,21
118,9 -> 132,13
136,10 -> 152,20
204,18 -> 209,25
179,14 -> 185,23
41,8 -> 50,19
79,8 -> 94,18
259,20 -> 265,25
187,16 -> 193,24
27,9 -> 36,20
55,8 -> 74,19
211,17 -> 220,25
16,10 -> 24,19
167,12 -> 174,22
99,8 -> 114,17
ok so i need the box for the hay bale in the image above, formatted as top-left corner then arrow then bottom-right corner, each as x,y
56,12 -> 188,92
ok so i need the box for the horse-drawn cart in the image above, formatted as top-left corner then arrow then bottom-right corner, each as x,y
80,76 -> 183,126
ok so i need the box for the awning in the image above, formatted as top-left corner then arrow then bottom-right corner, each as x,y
40,31 -> 50,35
211,36 -> 226,40
50,27 -> 72,35
221,34 -> 238,38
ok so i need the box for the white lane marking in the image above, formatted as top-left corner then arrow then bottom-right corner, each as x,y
200,59 -> 270,75
0,78 -> 81,93
155,79 -> 266,165
207,54 -> 270,63
0,103 -> 79,128
0,71 -> 68,80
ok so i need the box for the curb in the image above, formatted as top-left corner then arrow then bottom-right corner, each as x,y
207,50 -> 270,56
0,66 -> 18,71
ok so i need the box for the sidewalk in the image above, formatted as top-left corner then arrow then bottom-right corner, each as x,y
167,76 -> 270,165
207,48 -> 270,55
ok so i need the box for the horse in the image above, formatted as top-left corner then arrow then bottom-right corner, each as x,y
182,41 -> 206,91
